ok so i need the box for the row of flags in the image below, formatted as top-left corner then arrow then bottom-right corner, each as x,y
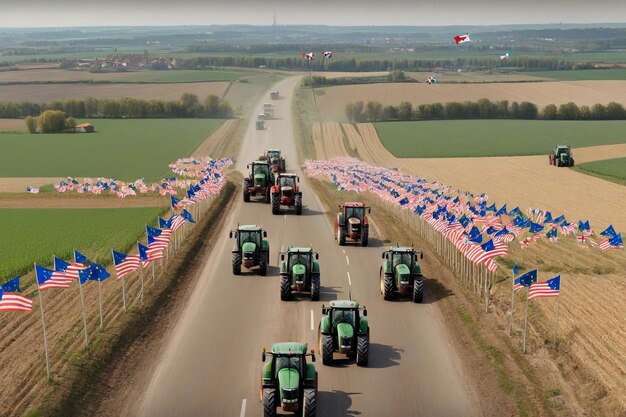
305,157 -> 623,274
513,268 -> 561,299
39,157 -> 232,199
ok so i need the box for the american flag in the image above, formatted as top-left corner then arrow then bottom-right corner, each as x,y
35,264 -> 73,290
513,269 -> 537,291
528,275 -> 560,300
171,215 -> 186,231
112,251 -> 141,280
0,289 -> 33,312
148,235 -> 169,252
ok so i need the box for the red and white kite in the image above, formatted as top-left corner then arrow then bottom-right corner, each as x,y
454,34 -> 471,44
323,51 -> 333,59
301,52 -> 314,60
500,52 -> 510,60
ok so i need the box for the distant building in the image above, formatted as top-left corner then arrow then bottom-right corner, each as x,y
74,123 -> 95,133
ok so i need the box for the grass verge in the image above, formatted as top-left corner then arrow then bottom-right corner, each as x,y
575,157 -> 626,186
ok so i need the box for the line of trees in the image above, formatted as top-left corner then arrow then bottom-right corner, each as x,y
302,71 -> 414,88
345,99 -> 626,122
0,94 -> 233,119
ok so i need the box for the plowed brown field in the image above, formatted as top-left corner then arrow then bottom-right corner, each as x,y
0,119 -> 26,132
315,81 -> 626,119
314,121 -> 626,411
0,82 -> 229,103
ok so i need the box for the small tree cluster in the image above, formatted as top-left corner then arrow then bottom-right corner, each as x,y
25,110 -> 76,133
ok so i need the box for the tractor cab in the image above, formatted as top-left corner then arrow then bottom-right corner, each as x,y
336,202 -> 371,246
319,300 -> 369,366
249,162 -> 271,187
549,145 -> 574,167
279,247 -> 320,300
381,244 -> 424,302
271,173 -> 302,215
229,225 -> 269,275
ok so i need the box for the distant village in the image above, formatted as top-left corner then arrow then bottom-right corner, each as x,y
60,54 -> 176,72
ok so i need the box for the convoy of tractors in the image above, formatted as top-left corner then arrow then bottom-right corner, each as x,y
240,93 -> 426,416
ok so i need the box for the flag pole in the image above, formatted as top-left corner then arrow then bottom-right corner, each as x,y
138,250 -> 145,303
98,279 -> 104,329
553,279 -> 562,349
112,250 -> 126,312
78,276 -> 90,347
151,262 -> 156,283
522,282 -> 531,354
509,269 -> 515,336
35,264 -> 51,381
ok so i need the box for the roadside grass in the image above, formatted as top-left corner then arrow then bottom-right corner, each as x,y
0,207 -> 165,279
224,71 -> 287,117
524,68 -> 626,81
575,157 -> 626,186
374,120 -> 626,158
0,119 -> 222,181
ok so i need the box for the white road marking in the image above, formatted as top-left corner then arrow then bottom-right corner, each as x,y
310,309 -> 314,330
342,249 -> 346,254
347,271 -> 352,286
346,256 -> 350,266
283,214 -> 286,224
240,399 -> 247,417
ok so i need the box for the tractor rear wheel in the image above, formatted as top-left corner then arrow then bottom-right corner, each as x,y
265,187 -> 271,203
232,252 -> 241,275
262,388 -> 277,417
303,388 -> 317,417
259,252 -> 268,276
570,158 -> 575,167
271,193 -> 280,215
243,179 -> 250,202
295,194 -> 303,215
310,274 -> 320,301
280,275 -> 291,301
413,276 -> 424,303
338,226 -> 346,246
356,332 -> 369,367
383,274 -> 394,300
321,334 -> 333,365
361,224 -> 369,247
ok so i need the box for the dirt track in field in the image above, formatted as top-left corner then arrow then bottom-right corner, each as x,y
315,81 -> 626,119
0,82 -> 230,103
312,121 -> 626,413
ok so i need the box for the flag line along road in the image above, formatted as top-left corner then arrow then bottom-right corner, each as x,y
132,76 -> 480,416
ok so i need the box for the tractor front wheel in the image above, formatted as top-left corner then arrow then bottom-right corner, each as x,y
413,276 -> 424,303
361,224 -> 369,247
310,274 -> 320,301
232,252 -> 242,275
280,275 -> 291,301
243,179 -> 251,202
356,332 -> 369,367
295,194 -> 303,215
271,193 -> 280,215
321,334 -> 333,365
259,252 -> 268,276
262,388 -> 277,417
265,187 -> 271,204
383,274 -> 394,300
570,158 -> 575,167
338,226 -> 346,246
303,388 -> 317,417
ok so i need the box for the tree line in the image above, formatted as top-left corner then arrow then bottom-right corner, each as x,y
0,94 -> 233,119
345,99 -> 626,122
302,71 -> 413,88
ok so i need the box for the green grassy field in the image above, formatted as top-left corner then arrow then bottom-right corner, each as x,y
123,69 -> 252,83
577,157 -> 626,186
0,207 -> 165,279
374,120 -> 626,158
0,119 -> 222,181
524,68 -> 626,81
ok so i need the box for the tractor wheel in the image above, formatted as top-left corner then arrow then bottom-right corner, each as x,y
338,226 -> 346,246
295,194 -> 303,215
265,187 -> 271,204
321,334 -> 333,365
242,179 -> 250,202
361,224 -> 369,247
271,193 -> 280,215
262,388 -> 278,417
570,158 -> 575,167
259,252 -> 268,276
232,252 -> 241,275
303,388 -> 317,417
413,276 -> 424,303
557,160 -> 563,167
280,275 -> 291,301
310,274 -> 320,301
356,332 -> 369,367
383,274 -> 394,300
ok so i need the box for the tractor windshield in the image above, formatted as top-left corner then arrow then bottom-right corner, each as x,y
239,231 -> 260,245
275,356 -> 302,374
289,253 -> 310,267
345,207 -> 364,220
279,177 -> 295,188
392,252 -> 413,268
268,152 -> 280,160
253,164 -> 269,177
331,309 -> 356,328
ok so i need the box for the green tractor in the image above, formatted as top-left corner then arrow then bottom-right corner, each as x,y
243,161 -> 273,203
261,343 -> 318,417
318,299 -> 369,367
549,145 -> 575,167
229,225 -> 270,276
380,245 -> 424,303
279,247 -> 320,301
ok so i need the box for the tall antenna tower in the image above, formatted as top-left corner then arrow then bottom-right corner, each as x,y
273,12 -> 277,26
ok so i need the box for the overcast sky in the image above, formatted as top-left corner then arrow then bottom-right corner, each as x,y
0,0 -> 625,27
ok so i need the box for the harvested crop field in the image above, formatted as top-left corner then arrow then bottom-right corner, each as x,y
0,82 -> 230,103
314,81 -> 626,119
0,118 -> 25,131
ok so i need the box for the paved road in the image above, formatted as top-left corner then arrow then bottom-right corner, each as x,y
135,76 -> 479,417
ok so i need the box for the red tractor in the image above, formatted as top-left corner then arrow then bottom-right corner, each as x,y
271,173 -> 302,215
335,203 -> 371,246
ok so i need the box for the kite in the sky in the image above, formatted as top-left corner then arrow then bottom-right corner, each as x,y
500,52 -> 510,60
454,34 -> 471,44
426,75 -> 438,85
323,51 -> 333,59
301,52 -> 315,60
